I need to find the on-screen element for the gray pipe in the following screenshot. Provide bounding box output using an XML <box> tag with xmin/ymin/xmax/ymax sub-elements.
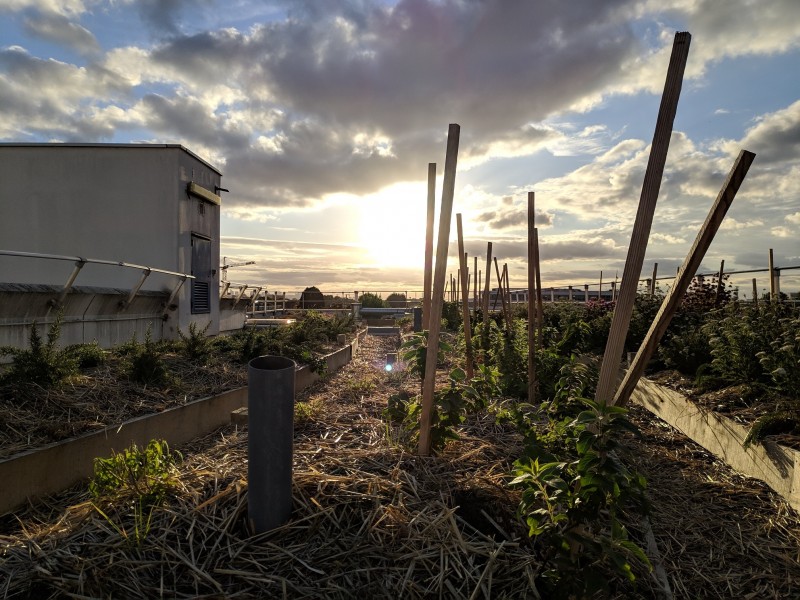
<box><xmin>247</xmin><ymin>355</ymin><xmax>296</xmax><ymax>533</ymax></box>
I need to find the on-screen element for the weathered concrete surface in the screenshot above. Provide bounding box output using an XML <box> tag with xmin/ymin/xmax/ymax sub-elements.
<box><xmin>632</xmin><ymin>378</ymin><xmax>800</xmax><ymax>511</ymax></box>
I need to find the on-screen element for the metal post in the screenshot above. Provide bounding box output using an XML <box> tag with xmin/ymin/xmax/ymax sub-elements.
<box><xmin>248</xmin><ymin>356</ymin><xmax>296</xmax><ymax>533</ymax></box>
<box><xmin>164</xmin><ymin>275</ymin><xmax>188</xmax><ymax>313</ymax></box>
<box><xmin>52</xmin><ymin>258</ymin><xmax>86</xmax><ymax>307</ymax></box>
<box><xmin>120</xmin><ymin>268</ymin><xmax>151</xmax><ymax>310</ymax></box>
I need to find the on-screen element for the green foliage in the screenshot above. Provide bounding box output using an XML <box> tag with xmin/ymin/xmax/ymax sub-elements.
<box><xmin>489</xmin><ymin>319</ymin><xmax>529</xmax><ymax>399</ymax></box>
<box><xmin>440</xmin><ymin>301</ymin><xmax>462</xmax><ymax>331</ymax></box>
<box><xmin>89</xmin><ymin>439</ymin><xmax>182</xmax><ymax>548</ymax></box>
<box><xmin>177</xmin><ymin>321</ymin><xmax>212</xmax><ymax>364</ymax></box>
<box><xmin>64</xmin><ymin>341</ymin><xmax>106</xmax><ymax>369</ymax></box>
<box><xmin>743</xmin><ymin>411</ymin><xmax>799</xmax><ymax>448</ymax></box>
<box><xmin>658</xmin><ymin>326</ymin><xmax>712</xmax><ymax>375</ymax></box>
<box><xmin>756</xmin><ymin>313</ymin><xmax>800</xmax><ymax>397</ymax></box>
<box><xmin>90</xmin><ymin>439</ymin><xmax>182</xmax><ymax>505</ymax></box>
<box><xmin>0</xmin><ymin>312</ymin><xmax>78</xmax><ymax>387</ymax></box>
<box><xmin>359</xmin><ymin>292</ymin><xmax>386</xmax><ymax>308</ymax></box>
<box><xmin>400</xmin><ymin>331</ymin><xmax>451</xmax><ymax>380</ymax></box>
<box><xmin>128</xmin><ymin>328</ymin><xmax>171</xmax><ymax>386</ymax></box>
<box><xmin>511</xmin><ymin>399</ymin><xmax>649</xmax><ymax>598</ymax></box>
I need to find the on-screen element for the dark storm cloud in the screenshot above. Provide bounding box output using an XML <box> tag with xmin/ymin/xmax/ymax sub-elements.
<box><xmin>475</xmin><ymin>208</ymin><xmax>554</xmax><ymax>230</ymax></box>
<box><xmin>23</xmin><ymin>11</ymin><xmax>101</xmax><ymax>56</ymax></box>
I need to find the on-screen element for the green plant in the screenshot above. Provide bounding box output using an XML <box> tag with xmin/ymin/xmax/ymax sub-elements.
<box><xmin>359</xmin><ymin>292</ymin><xmax>386</xmax><ymax>308</ymax></box>
<box><xmin>743</xmin><ymin>411</ymin><xmax>799</xmax><ymax>448</ymax></box>
<box><xmin>177</xmin><ymin>321</ymin><xmax>212</xmax><ymax>363</ymax></box>
<box><xmin>0</xmin><ymin>312</ymin><xmax>78</xmax><ymax>387</ymax></box>
<box><xmin>90</xmin><ymin>439</ymin><xmax>182</xmax><ymax>547</ymax></box>
<box><xmin>400</xmin><ymin>331</ymin><xmax>451</xmax><ymax>380</ymax></box>
<box><xmin>511</xmin><ymin>399</ymin><xmax>649</xmax><ymax>598</ymax></box>
<box><xmin>64</xmin><ymin>341</ymin><xmax>106</xmax><ymax>369</ymax></box>
<box><xmin>129</xmin><ymin>327</ymin><xmax>171</xmax><ymax>386</ymax></box>
<box><xmin>440</xmin><ymin>301</ymin><xmax>462</xmax><ymax>331</ymax></box>
<box><xmin>757</xmin><ymin>314</ymin><xmax>800</xmax><ymax>398</ymax></box>
<box><xmin>90</xmin><ymin>439</ymin><xmax>182</xmax><ymax>504</ymax></box>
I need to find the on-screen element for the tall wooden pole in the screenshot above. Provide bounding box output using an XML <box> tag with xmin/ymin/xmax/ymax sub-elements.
<box><xmin>595</xmin><ymin>31</ymin><xmax>691</xmax><ymax>406</ymax></box>
<box><xmin>769</xmin><ymin>248</ymin><xmax>776</xmax><ymax>302</ymax></box>
<box><xmin>482</xmin><ymin>242</ymin><xmax>493</xmax><ymax>342</ymax></box>
<box><xmin>715</xmin><ymin>259</ymin><xmax>725</xmax><ymax>306</ymax></box>
<box><xmin>614</xmin><ymin>150</ymin><xmax>755</xmax><ymax>407</ymax></box>
<box><xmin>457</xmin><ymin>214</ymin><xmax>475</xmax><ymax>379</ymax></box>
<box><xmin>493</xmin><ymin>257</ymin><xmax>510</xmax><ymax>332</ymax></box>
<box><xmin>599</xmin><ymin>271</ymin><xmax>603</xmax><ymax>301</ymax></box>
<box><xmin>473</xmin><ymin>255</ymin><xmax>478</xmax><ymax>320</ymax></box>
<box><xmin>423</xmin><ymin>163</ymin><xmax>436</xmax><ymax>330</ymax></box>
<box><xmin>534</xmin><ymin>228</ymin><xmax>544</xmax><ymax>351</ymax></box>
<box><xmin>584</xmin><ymin>284</ymin><xmax>589</xmax><ymax>303</ymax></box>
<box><xmin>752</xmin><ymin>277</ymin><xmax>758</xmax><ymax>305</ymax></box>
<box><xmin>419</xmin><ymin>124</ymin><xmax>460</xmax><ymax>456</ymax></box>
<box><xmin>650</xmin><ymin>263</ymin><xmax>658</xmax><ymax>296</ymax></box>
<box><xmin>527</xmin><ymin>192</ymin><xmax>537</xmax><ymax>403</ymax></box>
<box><xmin>503</xmin><ymin>263</ymin><xmax>513</xmax><ymax>331</ymax></box>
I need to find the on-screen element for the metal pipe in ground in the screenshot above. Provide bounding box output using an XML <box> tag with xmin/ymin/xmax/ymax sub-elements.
<box><xmin>247</xmin><ymin>355</ymin><xmax>296</xmax><ymax>533</ymax></box>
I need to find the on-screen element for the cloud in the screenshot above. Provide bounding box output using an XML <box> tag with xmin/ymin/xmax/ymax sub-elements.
<box><xmin>135</xmin><ymin>0</ymin><xmax>213</xmax><ymax>37</ymax></box>
<box><xmin>786</xmin><ymin>211</ymin><xmax>800</xmax><ymax>225</ymax></box>
<box><xmin>23</xmin><ymin>11</ymin><xmax>100</xmax><ymax>56</ymax></box>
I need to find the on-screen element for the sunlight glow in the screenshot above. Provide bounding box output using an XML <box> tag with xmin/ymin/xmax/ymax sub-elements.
<box><xmin>358</xmin><ymin>181</ymin><xmax>428</xmax><ymax>268</ymax></box>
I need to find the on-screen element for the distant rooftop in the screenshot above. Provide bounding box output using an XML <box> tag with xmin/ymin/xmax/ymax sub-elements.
<box><xmin>0</xmin><ymin>142</ymin><xmax>221</xmax><ymax>175</ymax></box>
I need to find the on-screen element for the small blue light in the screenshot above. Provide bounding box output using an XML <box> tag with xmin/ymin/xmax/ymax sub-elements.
<box><xmin>385</xmin><ymin>363</ymin><xmax>393</xmax><ymax>372</ymax></box>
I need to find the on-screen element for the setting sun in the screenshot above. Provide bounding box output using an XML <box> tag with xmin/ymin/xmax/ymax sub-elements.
<box><xmin>358</xmin><ymin>182</ymin><xmax>429</xmax><ymax>268</ymax></box>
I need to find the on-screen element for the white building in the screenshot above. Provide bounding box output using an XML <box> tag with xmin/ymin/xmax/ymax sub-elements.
<box><xmin>0</xmin><ymin>143</ymin><xmax>227</xmax><ymax>349</ymax></box>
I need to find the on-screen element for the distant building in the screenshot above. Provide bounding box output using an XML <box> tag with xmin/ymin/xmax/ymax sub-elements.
<box><xmin>0</xmin><ymin>143</ymin><xmax>233</xmax><ymax>349</ymax></box>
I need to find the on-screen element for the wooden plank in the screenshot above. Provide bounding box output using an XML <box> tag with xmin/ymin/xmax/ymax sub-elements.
<box><xmin>493</xmin><ymin>257</ymin><xmax>511</xmax><ymax>333</ymax></box>
<box><xmin>614</xmin><ymin>150</ymin><xmax>755</xmax><ymax>407</ymax></box>
<box><xmin>419</xmin><ymin>124</ymin><xmax>460</xmax><ymax>456</ymax></box>
<box><xmin>631</xmin><ymin>378</ymin><xmax>800</xmax><ymax>511</ymax></box>
<box><xmin>423</xmin><ymin>163</ymin><xmax>436</xmax><ymax>330</ymax></box>
<box><xmin>527</xmin><ymin>192</ymin><xmax>537</xmax><ymax>403</ymax></box>
<box><xmin>650</xmin><ymin>262</ymin><xmax>658</xmax><ymax>296</ymax></box>
<box><xmin>594</xmin><ymin>31</ymin><xmax>692</xmax><ymax>405</ymax></box>
<box><xmin>473</xmin><ymin>255</ymin><xmax>478</xmax><ymax>320</ymax></box>
<box><xmin>456</xmin><ymin>214</ymin><xmax>475</xmax><ymax>379</ymax></box>
<box><xmin>769</xmin><ymin>248</ymin><xmax>776</xmax><ymax>302</ymax></box>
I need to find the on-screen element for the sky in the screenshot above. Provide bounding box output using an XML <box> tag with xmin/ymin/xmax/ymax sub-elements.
<box><xmin>1</xmin><ymin>0</ymin><xmax>798</xmax><ymax>298</ymax></box>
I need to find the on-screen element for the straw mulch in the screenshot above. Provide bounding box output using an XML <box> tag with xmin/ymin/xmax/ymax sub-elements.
<box><xmin>1</xmin><ymin>334</ymin><xmax>799</xmax><ymax>599</ymax></box>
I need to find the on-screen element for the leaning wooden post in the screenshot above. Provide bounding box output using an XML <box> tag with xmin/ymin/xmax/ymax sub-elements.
<box><xmin>419</xmin><ymin>124</ymin><xmax>460</xmax><ymax>456</ymax></box>
<box><xmin>614</xmin><ymin>149</ymin><xmax>755</xmax><ymax>407</ymax></box>
<box><xmin>503</xmin><ymin>262</ymin><xmax>514</xmax><ymax>330</ymax></box>
<box><xmin>769</xmin><ymin>249</ymin><xmax>776</xmax><ymax>302</ymax></box>
<box><xmin>534</xmin><ymin>228</ymin><xmax>544</xmax><ymax>351</ymax></box>
<box><xmin>595</xmin><ymin>31</ymin><xmax>691</xmax><ymax>406</ymax></box>
<box><xmin>423</xmin><ymin>163</ymin><xmax>436</xmax><ymax>330</ymax></box>
<box><xmin>715</xmin><ymin>259</ymin><xmax>725</xmax><ymax>307</ymax></box>
<box><xmin>493</xmin><ymin>257</ymin><xmax>510</xmax><ymax>332</ymax></box>
<box><xmin>752</xmin><ymin>277</ymin><xmax>758</xmax><ymax>305</ymax></box>
<box><xmin>481</xmin><ymin>242</ymin><xmax>493</xmax><ymax>351</ymax></box>
<box><xmin>650</xmin><ymin>263</ymin><xmax>658</xmax><ymax>296</ymax></box>
<box><xmin>527</xmin><ymin>192</ymin><xmax>537</xmax><ymax>403</ymax></box>
<box><xmin>456</xmin><ymin>214</ymin><xmax>475</xmax><ymax>379</ymax></box>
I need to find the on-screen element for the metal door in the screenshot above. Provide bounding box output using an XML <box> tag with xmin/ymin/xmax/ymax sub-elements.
<box><xmin>191</xmin><ymin>234</ymin><xmax>212</xmax><ymax>314</ymax></box>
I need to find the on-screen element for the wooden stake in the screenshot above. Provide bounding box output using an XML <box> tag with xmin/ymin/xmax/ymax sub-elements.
<box><xmin>534</xmin><ymin>228</ymin><xmax>544</xmax><ymax>350</ymax></box>
<box><xmin>527</xmin><ymin>192</ymin><xmax>537</xmax><ymax>403</ymax></box>
<box><xmin>568</xmin><ymin>285</ymin><xmax>573</xmax><ymax>302</ymax></box>
<box><xmin>715</xmin><ymin>259</ymin><xmax>725</xmax><ymax>307</ymax></box>
<box><xmin>473</xmin><ymin>255</ymin><xmax>478</xmax><ymax>320</ymax></box>
<box><xmin>613</xmin><ymin>149</ymin><xmax>755</xmax><ymax>407</ymax></box>
<box><xmin>482</xmin><ymin>242</ymin><xmax>493</xmax><ymax>339</ymax></box>
<box><xmin>419</xmin><ymin>124</ymin><xmax>460</xmax><ymax>456</ymax></box>
<box><xmin>456</xmin><ymin>214</ymin><xmax>475</xmax><ymax>379</ymax></box>
<box><xmin>503</xmin><ymin>263</ymin><xmax>513</xmax><ymax>331</ymax></box>
<box><xmin>423</xmin><ymin>163</ymin><xmax>436</xmax><ymax>330</ymax></box>
<box><xmin>584</xmin><ymin>284</ymin><xmax>589</xmax><ymax>303</ymax></box>
<box><xmin>769</xmin><ymin>248</ymin><xmax>776</xmax><ymax>302</ymax></box>
<box><xmin>752</xmin><ymin>277</ymin><xmax>758</xmax><ymax>305</ymax></box>
<box><xmin>650</xmin><ymin>263</ymin><xmax>658</xmax><ymax>296</ymax></box>
<box><xmin>595</xmin><ymin>31</ymin><xmax>692</xmax><ymax>406</ymax></box>
<box><xmin>599</xmin><ymin>271</ymin><xmax>603</xmax><ymax>301</ymax></box>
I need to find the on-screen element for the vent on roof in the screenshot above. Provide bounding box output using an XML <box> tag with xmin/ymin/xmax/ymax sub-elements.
<box><xmin>191</xmin><ymin>281</ymin><xmax>211</xmax><ymax>314</ymax></box>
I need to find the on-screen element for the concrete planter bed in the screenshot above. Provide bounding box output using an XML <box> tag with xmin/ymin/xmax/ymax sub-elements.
<box><xmin>0</xmin><ymin>328</ymin><xmax>367</xmax><ymax>515</ymax></box>
<box><xmin>632</xmin><ymin>377</ymin><xmax>800</xmax><ymax>511</ymax></box>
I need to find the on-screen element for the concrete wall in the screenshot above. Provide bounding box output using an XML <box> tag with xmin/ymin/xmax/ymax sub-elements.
<box><xmin>0</xmin><ymin>284</ymin><xmax>167</xmax><ymax>352</ymax></box>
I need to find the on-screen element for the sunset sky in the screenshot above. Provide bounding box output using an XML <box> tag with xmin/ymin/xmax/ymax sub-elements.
<box><xmin>1</xmin><ymin>0</ymin><xmax>798</xmax><ymax>297</ymax></box>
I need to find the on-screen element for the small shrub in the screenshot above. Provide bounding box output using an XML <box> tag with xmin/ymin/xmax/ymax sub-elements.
<box><xmin>0</xmin><ymin>312</ymin><xmax>78</xmax><ymax>387</ymax></box>
<box><xmin>129</xmin><ymin>328</ymin><xmax>171</xmax><ymax>386</ymax></box>
<box><xmin>64</xmin><ymin>341</ymin><xmax>106</xmax><ymax>369</ymax></box>
<box><xmin>177</xmin><ymin>321</ymin><xmax>212</xmax><ymax>363</ymax></box>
